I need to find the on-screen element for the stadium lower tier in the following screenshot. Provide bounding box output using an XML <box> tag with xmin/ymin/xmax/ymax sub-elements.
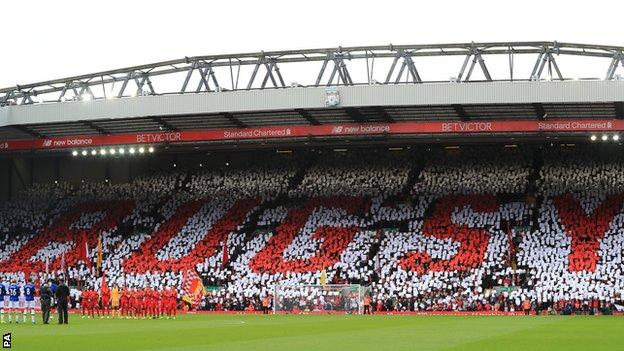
<box><xmin>1</xmin><ymin>147</ymin><xmax>623</xmax><ymax>313</ymax></box>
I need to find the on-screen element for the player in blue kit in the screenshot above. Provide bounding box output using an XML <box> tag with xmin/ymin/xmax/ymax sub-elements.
<box><xmin>7</xmin><ymin>279</ymin><xmax>20</xmax><ymax>323</ymax></box>
<box><xmin>23</xmin><ymin>279</ymin><xmax>36</xmax><ymax>324</ymax></box>
<box><xmin>0</xmin><ymin>281</ymin><xmax>6</xmax><ymax>323</ymax></box>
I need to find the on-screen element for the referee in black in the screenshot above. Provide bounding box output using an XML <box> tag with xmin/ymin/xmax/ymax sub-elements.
<box><xmin>40</xmin><ymin>280</ymin><xmax>53</xmax><ymax>324</ymax></box>
<box><xmin>55</xmin><ymin>280</ymin><xmax>70</xmax><ymax>324</ymax></box>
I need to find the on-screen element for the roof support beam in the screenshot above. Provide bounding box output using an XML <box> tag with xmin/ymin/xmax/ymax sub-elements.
<box><xmin>58</xmin><ymin>82</ymin><xmax>94</xmax><ymax>101</ymax></box>
<box><xmin>530</xmin><ymin>45</ymin><xmax>564</xmax><ymax>81</ymax></box>
<box><xmin>134</xmin><ymin>74</ymin><xmax>155</xmax><ymax>95</ymax></box>
<box><xmin>116</xmin><ymin>72</ymin><xmax>132</xmax><ymax>98</ymax></box>
<box><xmin>3</xmin><ymin>42</ymin><xmax>624</xmax><ymax>106</ymax></box>
<box><xmin>457</xmin><ymin>45</ymin><xmax>492</xmax><ymax>82</ymax></box>
<box><xmin>247</xmin><ymin>56</ymin><xmax>286</xmax><ymax>90</ymax></box>
<box><xmin>316</xmin><ymin>51</ymin><xmax>354</xmax><ymax>86</ymax></box>
<box><xmin>182</xmin><ymin>61</ymin><xmax>221</xmax><ymax>93</ymax></box>
<box><xmin>385</xmin><ymin>51</ymin><xmax>422</xmax><ymax>84</ymax></box>
<box><xmin>605</xmin><ymin>52</ymin><xmax>624</xmax><ymax>80</ymax></box>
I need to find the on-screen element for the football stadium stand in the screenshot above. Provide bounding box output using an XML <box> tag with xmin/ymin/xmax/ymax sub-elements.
<box><xmin>0</xmin><ymin>146</ymin><xmax>623</xmax><ymax>314</ymax></box>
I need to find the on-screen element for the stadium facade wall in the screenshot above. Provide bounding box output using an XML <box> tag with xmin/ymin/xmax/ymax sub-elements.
<box><xmin>1</xmin><ymin>80</ymin><xmax>623</xmax><ymax>127</ymax></box>
<box><xmin>0</xmin><ymin>156</ymin><xmax>153</xmax><ymax>202</ymax></box>
<box><xmin>0</xmin><ymin>159</ymin><xmax>8</xmax><ymax>201</ymax></box>
<box><xmin>0</xmin><ymin>158</ymin><xmax>32</xmax><ymax>202</ymax></box>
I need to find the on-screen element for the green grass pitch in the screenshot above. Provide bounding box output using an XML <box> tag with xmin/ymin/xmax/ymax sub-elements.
<box><xmin>3</xmin><ymin>313</ymin><xmax>623</xmax><ymax>350</ymax></box>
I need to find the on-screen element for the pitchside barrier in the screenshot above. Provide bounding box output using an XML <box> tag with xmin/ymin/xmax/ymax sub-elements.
<box><xmin>273</xmin><ymin>284</ymin><xmax>371</xmax><ymax>315</ymax></box>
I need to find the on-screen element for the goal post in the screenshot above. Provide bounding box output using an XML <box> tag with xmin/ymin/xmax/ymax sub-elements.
<box><xmin>273</xmin><ymin>284</ymin><xmax>370</xmax><ymax>314</ymax></box>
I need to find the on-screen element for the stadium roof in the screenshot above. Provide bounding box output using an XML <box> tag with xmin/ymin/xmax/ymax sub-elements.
<box><xmin>0</xmin><ymin>41</ymin><xmax>623</xmax><ymax>152</ymax></box>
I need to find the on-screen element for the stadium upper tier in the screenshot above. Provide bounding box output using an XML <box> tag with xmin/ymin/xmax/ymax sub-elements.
<box><xmin>1</xmin><ymin>41</ymin><xmax>623</xmax><ymax>149</ymax></box>
<box><xmin>1</xmin><ymin>146</ymin><xmax>623</xmax><ymax>312</ymax></box>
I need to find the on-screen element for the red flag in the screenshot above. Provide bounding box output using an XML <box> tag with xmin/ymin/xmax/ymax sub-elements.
<box><xmin>182</xmin><ymin>269</ymin><xmax>205</xmax><ymax>308</ymax></box>
<box><xmin>221</xmin><ymin>242</ymin><xmax>229</xmax><ymax>269</ymax></box>
<box><xmin>79</xmin><ymin>230</ymin><xmax>91</xmax><ymax>268</ymax></box>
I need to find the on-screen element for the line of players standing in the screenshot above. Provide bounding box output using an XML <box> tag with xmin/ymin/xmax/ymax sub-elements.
<box><xmin>81</xmin><ymin>285</ymin><xmax>179</xmax><ymax>319</ymax></box>
<box><xmin>0</xmin><ymin>278</ymin><xmax>180</xmax><ymax>324</ymax></box>
<box><xmin>0</xmin><ymin>279</ymin><xmax>37</xmax><ymax>324</ymax></box>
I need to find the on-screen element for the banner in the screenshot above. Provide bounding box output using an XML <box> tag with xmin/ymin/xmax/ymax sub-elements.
<box><xmin>493</xmin><ymin>286</ymin><xmax>519</xmax><ymax>293</ymax></box>
<box><xmin>0</xmin><ymin>119</ymin><xmax>620</xmax><ymax>152</ymax></box>
<box><xmin>221</xmin><ymin>242</ymin><xmax>229</xmax><ymax>269</ymax></box>
<box><xmin>182</xmin><ymin>269</ymin><xmax>206</xmax><ymax>308</ymax></box>
<box><xmin>96</xmin><ymin>235</ymin><xmax>103</xmax><ymax>272</ymax></box>
<box><xmin>78</xmin><ymin>230</ymin><xmax>91</xmax><ymax>269</ymax></box>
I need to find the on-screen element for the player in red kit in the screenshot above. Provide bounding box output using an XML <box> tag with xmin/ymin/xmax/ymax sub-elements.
<box><xmin>144</xmin><ymin>287</ymin><xmax>153</xmax><ymax>319</ymax></box>
<box><xmin>86</xmin><ymin>288</ymin><xmax>96</xmax><ymax>318</ymax></box>
<box><xmin>162</xmin><ymin>287</ymin><xmax>171</xmax><ymax>319</ymax></box>
<box><xmin>136</xmin><ymin>289</ymin><xmax>145</xmax><ymax>319</ymax></box>
<box><xmin>152</xmin><ymin>287</ymin><xmax>159</xmax><ymax>319</ymax></box>
<box><xmin>78</xmin><ymin>286</ymin><xmax>183</xmax><ymax>322</ymax></box>
<box><xmin>95</xmin><ymin>288</ymin><xmax>102</xmax><ymax>318</ymax></box>
<box><xmin>158</xmin><ymin>287</ymin><xmax>167</xmax><ymax>318</ymax></box>
<box><xmin>81</xmin><ymin>289</ymin><xmax>88</xmax><ymax>318</ymax></box>
<box><xmin>120</xmin><ymin>288</ymin><xmax>129</xmax><ymax>318</ymax></box>
<box><xmin>100</xmin><ymin>287</ymin><xmax>111</xmax><ymax>318</ymax></box>
<box><xmin>83</xmin><ymin>288</ymin><xmax>91</xmax><ymax>318</ymax></box>
<box><xmin>167</xmin><ymin>286</ymin><xmax>178</xmax><ymax>319</ymax></box>
<box><xmin>133</xmin><ymin>288</ymin><xmax>141</xmax><ymax>319</ymax></box>
<box><xmin>153</xmin><ymin>287</ymin><xmax>160</xmax><ymax>319</ymax></box>
<box><xmin>128</xmin><ymin>288</ymin><xmax>137</xmax><ymax>319</ymax></box>
<box><xmin>91</xmin><ymin>289</ymin><xmax>99</xmax><ymax>318</ymax></box>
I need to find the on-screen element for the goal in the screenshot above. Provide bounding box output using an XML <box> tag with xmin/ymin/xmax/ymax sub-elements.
<box><xmin>273</xmin><ymin>284</ymin><xmax>370</xmax><ymax>314</ymax></box>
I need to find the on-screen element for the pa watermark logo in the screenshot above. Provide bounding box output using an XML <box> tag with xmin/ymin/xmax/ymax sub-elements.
<box><xmin>2</xmin><ymin>333</ymin><xmax>11</xmax><ymax>349</ymax></box>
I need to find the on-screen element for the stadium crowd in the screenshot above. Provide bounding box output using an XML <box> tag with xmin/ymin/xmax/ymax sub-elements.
<box><xmin>0</xmin><ymin>147</ymin><xmax>623</xmax><ymax>315</ymax></box>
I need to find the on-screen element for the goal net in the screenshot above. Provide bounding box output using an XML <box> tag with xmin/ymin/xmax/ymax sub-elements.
<box><xmin>273</xmin><ymin>284</ymin><xmax>370</xmax><ymax>314</ymax></box>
